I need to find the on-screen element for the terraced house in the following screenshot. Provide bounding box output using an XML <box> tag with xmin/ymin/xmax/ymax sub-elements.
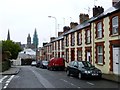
<box><xmin>41</xmin><ymin>1</ymin><xmax>120</xmax><ymax>75</ymax></box>
<box><xmin>90</xmin><ymin>2</ymin><xmax>120</xmax><ymax>75</ymax></box>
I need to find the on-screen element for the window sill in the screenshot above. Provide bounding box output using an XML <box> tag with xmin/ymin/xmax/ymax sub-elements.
<box><xmin>110</xmin><ymin>34</ymin><xmax>119</xmax><ymax>37</ymax></box>
<box><xmin>96</xmin><ymin>37</ymin><xmax>103</xmax><ymax>40</ymax></box>
<box><xmin>96</xmin><ymin>63</ymin><xmax>104</xmax><ymax>66</ymax></box>
<box><xmin>77</xmin><ymin>44</ymin><xmax>82</xmax><ymax>46</ymax></box>
<box><xmin>71</xmin><ymin>44</ymin><xmax>75</xmax><ymax>46</ymax></box>
<box><xmin>86</xmin><ymin>42</ymin><xmax>91</xmax><ymax>45</ymax></box>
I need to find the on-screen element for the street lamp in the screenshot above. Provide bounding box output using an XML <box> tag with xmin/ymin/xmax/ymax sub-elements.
<box><xmin>48</xmin><ymin>16</ymin><xmax>57</xmax><ymax>37</ymax></box>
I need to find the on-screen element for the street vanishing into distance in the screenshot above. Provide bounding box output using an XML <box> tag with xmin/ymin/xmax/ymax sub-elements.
<box><xmin>0</xmin><ymin>66</ymin><xmax>120</xmax><ymax>89</ymax></box>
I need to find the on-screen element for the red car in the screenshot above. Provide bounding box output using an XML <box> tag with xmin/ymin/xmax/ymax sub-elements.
<box><xmin>48</xmin><ymin>58</ymin><xmax>65</xmax><ymax>71</ymax></box>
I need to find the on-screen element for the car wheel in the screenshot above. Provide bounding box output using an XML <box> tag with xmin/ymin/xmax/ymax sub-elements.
<box><xmin>67</xmin><ymin>70</ymin><xmax>70</xmax><ymax>76</ymax></box>
<box><xmin>78</xmin><ymin>73</ymin><xmax>82</xmax><ymax>79</ymax></box>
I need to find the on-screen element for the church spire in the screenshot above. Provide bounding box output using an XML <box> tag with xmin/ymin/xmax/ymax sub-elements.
<box><xmin>27</xmin><ymin>33</ymin><xmax>31</xmax><ymax>47</ymax></box>
<box><xmin>33</xmin><ymin>28</ymin><xmax>38</xmax><ymax>48</ymax></box>
<box><xmin>7</xmin><ymin>29</ymin><xmax>10</xmax><ymax>40</ymax></box>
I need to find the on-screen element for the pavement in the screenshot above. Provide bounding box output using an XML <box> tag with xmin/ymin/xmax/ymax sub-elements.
<box><xmin>0</xmin><ymin>65</ymin><xmax>21</xmax><ymax>75</ymax></box>
<box><xmin>102</xmin><ymin>73</ymin><xmax>120</xmax><ymax>83</ymax></box>
<box><xmin>0</xmin><ymin>66</ymin><xmax>120</xmax><ymax>83</ymax></box>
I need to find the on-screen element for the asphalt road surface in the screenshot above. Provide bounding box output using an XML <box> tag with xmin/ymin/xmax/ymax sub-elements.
<box><xmin>1</xmin><ymin>66</ymin><xmax>120</xmax><ymax>89</ymax></box>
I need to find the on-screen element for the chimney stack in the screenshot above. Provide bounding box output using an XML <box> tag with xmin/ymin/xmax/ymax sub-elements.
<box><xmin>112</xmin><ymin>0</ymin><xmax>120</xmax><ymax>6</ymax></box>
<box><xmin>79</xmin><ymin>13</ymin><xmax>89</xmax><ymax>24</ymax></box>
<box><xmin>93</xmin><ymin>6</ymin><xmax>104</xmax><ymax>17</ymax></box>
<box><xmin>63</xmin><ymin>26</ymin><xmax>70</xmax><ymax>33</ymax></box>
<box><xmin>50</xmin><ymin>37</ymin><xmax>56</xmax><ymax>42</ymax></box>
<box><xmin>70</xmin><ymin>22</ymin><xmax>78</xmax><ymax>29</ymax></box>
<box><xmin>58</xmin><ymin>32</ymin><xmax>63</xmax><ymax>36</ymax></box>
<box><xmin>43</xmin><ymin>42</ymin><xmax>48</xmax><ymax>46</ymax></box>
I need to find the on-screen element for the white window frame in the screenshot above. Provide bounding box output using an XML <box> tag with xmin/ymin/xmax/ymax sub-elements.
<box><xmin>97</xmin><ymin>22</ymin><xmax>102</xmax><ymax>38</ymax></box>
<box><xmin>66</xmin><ymin>50</ymin><xmax>69</xmax><ymax>61</ymax></box>
<box><xmin>78</xmin><ymin>32</ymin><xmax>82</xmax><ymax>45</ymax></box>
<box><xmin>77</xmin><ymin>50</ymin><xmax>82</xmax><ymax>61</ymax></box>
<box><xmin>112</xmin><ymin>16</ymin><xmax>118</xmax><ymax>35</ymax></box>
<box><xmin>86</xmin><ymin>30</ymin><xmax>90</xmax><ymax>43</ymax></box>
<box><xmin>97</xmin><ymin>46</ymin><xmax>103</xmax><ymax>64</ymax></box>
<box><xmin>66</xmin><ymin>35</ymin><xmax>69</xmax><ymax>47</ymax></box>
<box><xmin>71</xmin><ymin>33</ymin><xmax>75</xmax><ymax>46</ymax></box>
<box><xmin>61</xmin><ymin>40</ymin><xmax>64</xmax><ymax>50</ymax></box>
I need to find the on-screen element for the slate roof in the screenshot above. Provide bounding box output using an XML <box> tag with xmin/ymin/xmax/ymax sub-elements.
<box><xmin>44</xmin><ymin>42</ymin><xmax>51</xmax><ymax>47</ymax></box>
<box><xmin>64</xmin><ymin>2</ymin><xmax>120</xmax><ymax>35</ymax></box>
<box><xmin>44</xmin><ymin>1</ymin><xmax>120</xmax><ymax>45</ymax></box>
<box><xmin>90</xmin><ymin>1</ymin><xmax>120</xmax><ymax>22</ymax></box>
<box><xmin>64</xmin><ymin>17</ymin><xmax>94</xmax><ymax>35</ymax></box>
<box><xmin>51</xmin><ymin>33</ymin><xmax>64</xmax><ymax>42</ymax></box>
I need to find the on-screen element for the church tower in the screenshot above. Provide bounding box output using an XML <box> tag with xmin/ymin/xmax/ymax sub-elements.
<box><xmin>33</xmin><ymin>28</ymin><xmax>38</xmax><ymax>48</ymax></box>
<box><xmin>27</xmin><ymin>33</ymin><xmax>31</xmax><ymax>48</ymax></box>
<box><xmin>7</xmin><ymin>29</ymin><xmax>10</xmax><ymax>40</ymax></box>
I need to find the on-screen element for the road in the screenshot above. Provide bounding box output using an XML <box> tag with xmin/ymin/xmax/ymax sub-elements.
<box><xmin>0</xmin><ymin>66</ymin><xmax>120</xmax><ymax>89</ymax></box>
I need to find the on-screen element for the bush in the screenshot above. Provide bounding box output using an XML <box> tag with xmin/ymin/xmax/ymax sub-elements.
<box><xmin>0</xmin><ymin>60</ymin><xmax>11</xmax><ymax>72</ymax></box>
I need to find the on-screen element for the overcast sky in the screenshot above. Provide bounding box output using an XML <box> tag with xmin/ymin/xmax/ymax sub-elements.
<box><xmin>0</xmin><ymin>0</ymin><xmax>112</xmax><ymax>47</ymax></box>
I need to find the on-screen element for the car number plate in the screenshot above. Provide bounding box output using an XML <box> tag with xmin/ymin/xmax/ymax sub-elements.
<box><xmin>92</xmin><ymin>74</ymin><xmax>98</xmax><ymax>76</ymax></box>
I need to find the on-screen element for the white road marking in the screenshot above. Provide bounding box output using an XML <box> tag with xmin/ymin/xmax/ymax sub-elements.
<box><xmin>0</xmin><ymin>76</ymin><xmax>8</xmax><ymax>83</ymax></box>
<box><xmin>70</xmin><ymin>76</ymin><xmax>73</xmax><ymax>78</ymax></box>
<box><xmin>60</xmin><ymin>79</ymin><xmax>68</xmax><ymax>83</ymax></box>
<box><xmin>30</xmin><ymin>68</ymin><xmax>55</xmax><ymax>88</ymax></box>
<box><xmin>87</xmin><ymin>82</ymin><xmax>94</xmax><ymax>85</ymax></box>
<box><xmin>3</xmin><ymin>75</ymin><xmax>15</xmax><ymax>89</ymax></box>
<box><xmin>60</xmin><ymin>79</ymin><xmax>81</xmax><ymax>88</ymax></box>
<box><xmin>70</xmin><ymin>83</ymin><xmax>74</xmax><ymax>86</ymax></box>
<box><xmin>3</xmin><ymin>86</ymin><xmax>7</xmax><ymax>89</ymax></box>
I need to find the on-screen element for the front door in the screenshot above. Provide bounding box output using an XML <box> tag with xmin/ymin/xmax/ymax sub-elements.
<box><xmin>71</xmin><ymin>49</ymin><xmax>75</xmax><ymax>61</ymax></box>
<box><xmin>113</xmin><ymin>47</ymin><xmax>120</xmax><ymax>75</ymax></box>
<box><xmin>87</xmin><ymin>52</ymin><xmax>91</xmax><ymax>62</ymax></box>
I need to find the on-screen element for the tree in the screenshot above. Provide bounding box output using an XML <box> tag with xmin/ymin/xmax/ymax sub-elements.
<box><xmin>2</xmin><ymin>40</ymin><xmax>22</xmax><ymax>60</ymax></box>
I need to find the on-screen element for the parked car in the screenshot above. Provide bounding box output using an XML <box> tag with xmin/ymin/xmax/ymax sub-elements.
<box><xmin>40</xmin><ymin>60</ymin><xmax>48</xmax><ymax>69</ymax></box>
<box><xmin>48</xmin><ymin>58</ymin><xmax>65</xmax><ymax>71</ymax></box>
<box><xmin>31</xmin><ymin>61</ymin><xmax>37</xmax><ymax>66</ymax></box>
<box><xmin>66</xmin><ymin>61</ymin><xmax>102</xmax><ymax>79</ymax></box>
<box><xmin>36</xmin><ymin>60</ymin><xmax>41</xmax><ymax>67</ymax></box>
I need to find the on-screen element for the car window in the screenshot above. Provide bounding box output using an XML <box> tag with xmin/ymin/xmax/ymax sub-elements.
<box><xmin>69</xmin><ymin>61</ymin><xmax>74</xmax><ymax>66</ymax></box>
<box><xmin>42</xmin><ymin>61</ymin><xmax>48</xmax><ymax>64</ymax></box>
<box><xmin>73</xmin><ymin>61</ymin><xmax>78</xmax><ymax>66</ymax></box>
<box><xmin>82</xmin><ymin>61</ymin><xmax>93</xmax><ymax>67</ymax></box>
<box><xmin>32</xmin><ymin>61</ymin><xmax>36</xmax><ymax>64</ymax></box>
<box><xmin>78</xmin><ymin>62</ymin><xmax>84</xmax><ymax>68</ymax></box>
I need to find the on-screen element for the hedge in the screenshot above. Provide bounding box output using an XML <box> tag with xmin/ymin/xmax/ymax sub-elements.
<box><xmin>0</xmin><ymin>60</ymin><xmax>11</xmax><ymax>72</ymax></box>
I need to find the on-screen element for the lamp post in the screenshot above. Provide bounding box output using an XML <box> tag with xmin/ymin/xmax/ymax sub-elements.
<box><xmin>48</xmin><ymin>16</ymin><xmax>57</xmax><ymax>37</ymax></box>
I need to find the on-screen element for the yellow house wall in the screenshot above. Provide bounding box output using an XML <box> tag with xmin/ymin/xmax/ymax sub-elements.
<box><xmin>94</xmin><ymin>17</ymin><xmax>110</xmax><ymax>74</ymax></box>
<box><xmin>69</xmin><ymin>34</ymin><xmax>71</xmax><ymax>62</ymax></box>
<box><xmin>82</xmin><ymin>29</ymin><xmax>86</xmax><ymax>61</ymax></box>
<box><xmin>75</xmin><ymin>32</ymin><xmax>77</xmax><ymax>61</ymax></box>
<box><xmin>93</xmin><ymin>16</ymin><xmax>120</xmax><ymax>74</ymax></box>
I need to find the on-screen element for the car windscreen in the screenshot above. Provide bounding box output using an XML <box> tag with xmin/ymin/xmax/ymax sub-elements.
<box><xmin>78</xmin><ymin>62</ymin><xmax>84</xmax><ymax>68</ymax></box>
<box><xmin>82</xmin><ymin>61</ymin><xmax>93</xmax><ymax>68</ymax></box>
<box><xmin>42</xmin><ymin>61</ymin><xmax>48</xmax><ymax>64</ymax></box>
<box><xmin>32</xmin><ymin>61</ymin><xmax>36</xmax><ymax>64</ymax></box>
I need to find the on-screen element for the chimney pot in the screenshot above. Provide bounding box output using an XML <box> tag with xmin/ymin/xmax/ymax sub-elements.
<box><xmin>58</xmin><ymin>32</ymin><xmax>63</xmax><ymax>36</ymax></box>
<box><xmin>79</xmin><ymin>13</ymin><xmax>89</xmax><ymax>24</ymax></box>
<box><xmin>63</xmin><ymin>26</ymin><xmax>70</xmax><ymax>33</ymax></box>
<box><xmin>93</xmin><ymin>6</ymin><xmax>104</xmax><ymax>17</ymax></box>
<box><xmin>70</xmin><ymin>22</ymin><xmax>78</xmax><ymax>29</ymax></box>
